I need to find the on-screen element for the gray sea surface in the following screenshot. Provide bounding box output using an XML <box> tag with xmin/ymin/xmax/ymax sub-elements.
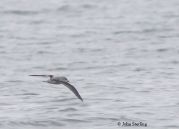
<box><xmin>0</xmin><ymin>0</ymin><xmax>179</xmax><ymax>129</ymax></box>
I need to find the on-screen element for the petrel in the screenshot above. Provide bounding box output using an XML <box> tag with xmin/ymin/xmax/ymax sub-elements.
<box><xmin>29</xmin><ymin>75</ymin><xmax>83</xmax><ymax>102</ymax></box>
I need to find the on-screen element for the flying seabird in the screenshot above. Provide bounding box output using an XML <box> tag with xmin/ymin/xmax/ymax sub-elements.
<box><xmin>29</xmin><ymin>74</ymin><xmax>83</xmax><ymax>102</ymax></box>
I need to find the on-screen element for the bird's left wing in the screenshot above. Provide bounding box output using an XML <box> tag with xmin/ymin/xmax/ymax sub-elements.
<box><xmin>60</xmin><ymin>81</ymin><xmax>83</xmax><ymax>102</ymax></box>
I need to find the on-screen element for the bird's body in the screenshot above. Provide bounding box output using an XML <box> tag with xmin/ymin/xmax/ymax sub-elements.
<box><xmin>43</xmin><ymin>76</ymin><xmax>69</xmax><ymax>84</ymax></box>
<box><xmin>29</xmin><ymin>75</ymin><xmax>83</xmax><ymax>102</ymax></box>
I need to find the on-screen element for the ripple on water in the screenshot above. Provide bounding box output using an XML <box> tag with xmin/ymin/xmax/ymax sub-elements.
<box><xmin>62</xmin><ymin>118</ymin><xmax>89</xmax><ymax>123</ymax></box>
<box><xmin>1</xmin><ymin>10</ymin><xmax>40</xmax><ymax>15</ymax></box>
<box><xmin>156</xmin><ymin>48</ymin><xmax>169</xmax><ymax>52</ymax></box>
<box><xmin>59</xmin><ymin>107</ymin><xmax>77</xmax><ymax>112</ymax></box>
<box><xmin>15</xmin><ymin>93</ymin><xmax>39</xmax><ymax>96</ymax></box>
<box><xmin>9</xmin><ymin>120</ymin><xmax>65</xmax><ymax>127</ymax></box>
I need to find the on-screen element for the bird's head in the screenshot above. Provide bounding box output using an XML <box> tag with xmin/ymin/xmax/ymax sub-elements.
<box><xmin>49</xmin><ymin>75</ymin><xmax>53</xmax><ymax>79</ymax></box>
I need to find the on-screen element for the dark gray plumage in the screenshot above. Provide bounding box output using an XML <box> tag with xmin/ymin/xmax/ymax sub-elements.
<box><xmin>29</xmin><ymin>75</ymin><xmax>83</xmax><ymax>102</ymax></box>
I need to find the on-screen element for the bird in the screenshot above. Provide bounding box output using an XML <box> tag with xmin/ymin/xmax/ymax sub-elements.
<box><xmin>29</xmin><ymin>74</ymin><xmax>83</xmax><ymax>102</ymax></box>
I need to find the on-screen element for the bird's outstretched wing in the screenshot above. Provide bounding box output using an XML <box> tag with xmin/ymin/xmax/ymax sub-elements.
<box><xmin>29</xmin><ymin>75</ymin><xmax>53</xmax><ymax>77</ymax></box>
<box><xmin>61</xmin><ymin>81</ymin><xmax>83</xmax><ymax>102</ymax></box>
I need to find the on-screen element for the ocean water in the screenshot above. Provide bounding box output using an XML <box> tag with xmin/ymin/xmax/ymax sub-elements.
<box><xmin>0</xmin><ymin>0</ymin><xmax>179</xmax><ymax>129</ymax></box>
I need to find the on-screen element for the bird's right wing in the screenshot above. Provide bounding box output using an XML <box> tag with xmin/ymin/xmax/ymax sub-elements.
<box><xmin>60</xmin><ymin>81</ymin><xmax>83</xmax><ymax>102</ymax></box>
<box><xmin>29</xmin><ymin>75</ymin><xmax>53</xmax><ymax>77</ymax></box>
